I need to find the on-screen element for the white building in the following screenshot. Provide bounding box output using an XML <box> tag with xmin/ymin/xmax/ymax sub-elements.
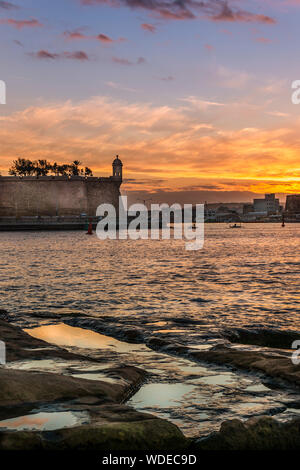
<box><xmin>253</xmin><ymin>194</ymin><xmax>280</xmax><ymax>215</ymax></box>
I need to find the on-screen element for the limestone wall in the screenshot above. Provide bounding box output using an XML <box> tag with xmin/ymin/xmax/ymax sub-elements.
<box><xmin>0</xmin><ymin>176</ymin><xmax>121</xmax><ymax>217</ymax></box>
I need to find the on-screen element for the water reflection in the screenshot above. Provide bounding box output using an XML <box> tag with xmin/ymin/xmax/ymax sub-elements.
<box><xmin>0</xmin><ymin>224</ymin><xmax>300</xmax><ymax>334</ymax></box>
<box><xmin>25</xmin><ymin>323</ymin><xmax>146</xmax><ymax>353</ymax></box>
<box><xmin>0</xmin><ymin>411</ymin><xmax>89</xmax><ymax>432</ymax></box>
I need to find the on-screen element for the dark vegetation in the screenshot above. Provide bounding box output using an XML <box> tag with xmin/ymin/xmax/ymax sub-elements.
<box><xmin>9</xmin><ymin>158</ymin><xmax>93</xmax><ymax>177</ymax></box>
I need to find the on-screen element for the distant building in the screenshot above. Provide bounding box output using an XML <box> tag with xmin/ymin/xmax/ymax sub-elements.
<box><xmin>253</xmin><ymin>193</ymin><xmax>280</xmax><ymax>215</ymax></box>
<box><xmin>286</xmin><ymin>195</ymin><xmax>300</xmax><ymax>214</ymax></box>
<box><xmin>243</xmin><ymin>203</ymin><xmax>254</xmax><ymax>215</ymax></box>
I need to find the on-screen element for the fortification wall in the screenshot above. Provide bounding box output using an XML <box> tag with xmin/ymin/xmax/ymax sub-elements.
<box><xmin>0</xmin><ymin>176</ymin><xmax>121</xmax><ymax>217</ymax></box>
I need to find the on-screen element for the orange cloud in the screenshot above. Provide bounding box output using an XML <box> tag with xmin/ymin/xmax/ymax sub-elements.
<box><xmin>1</xmin><ymin>96</ymin><xmax>300</xmax><ymax>196</ymax></box>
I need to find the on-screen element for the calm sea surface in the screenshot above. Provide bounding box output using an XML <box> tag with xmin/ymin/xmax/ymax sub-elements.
<box><xmin>1</xmin><ymin>223</ymin><xmax>300</xmax><ymax>334</ymax></box>
<box><xmin>2</xmin><ymin>223</ymin><xmax>300</xmax><ymax>436</ymax></box>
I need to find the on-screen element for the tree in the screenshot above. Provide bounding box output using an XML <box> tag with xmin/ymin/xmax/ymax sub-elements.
<box><xmin>8</xmin><ymin>158</ymin><xmax>94</xmax><ymax>177</ymax></box>
<box><xmin>52</xmin><ymin>162</ymin><xmax>58</xmax><ymax>176</ymax></box>
<box><xmin>56</xmin><ymin>164</ymin><xmax>69</xmax><ymax>176</ymax></box>
<box><xmin>9</xmin><ymin>158</ymin><xmax>35</xmax><ymax>176</ymax></box>
<box><xmin>33</xmin><ymin>160</ymin><xmax>51</xmax><ymax>176</ymax></box>
<box><xmin>84</xmin><ymin>167</ymin><xmax>93</xmax><ymax>177</ymax></box>
<box><xmin>68</xmin><ymin>160</ymin><xmax>82</xmax><ymax>176</ymax></box>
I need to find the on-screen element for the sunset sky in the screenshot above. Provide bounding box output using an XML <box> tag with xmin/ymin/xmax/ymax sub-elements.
<box><xmin>1</xmin><ymin>0</ymin><xmax>300</xmax><ymax>203</ymax></box>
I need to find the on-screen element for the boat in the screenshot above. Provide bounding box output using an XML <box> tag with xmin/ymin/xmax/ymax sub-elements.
<box><xmin>229</xmin><ymin>223</ymin><xmax>242</xmax><ymax>228</ymax></box>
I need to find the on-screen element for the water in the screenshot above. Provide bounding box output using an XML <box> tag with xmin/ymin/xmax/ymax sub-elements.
<box><xmin>0</xmin><ymin>224</ymin><xmax>300</xmax><ymax>333</ymax></box>
<box><xmin>24</xmin><ymin>323</ymin><xmax>146</xmax><ymax>353</ymax></box>
<box><xmin>10</xmin><ymin>322</ymin><xmax>298</xmax><ymax>438</ymax></box>
<box><xmin>0</xmin><ymin>411</ymin><xmax>90</xmax><ymax>432</ymax></box>
<box><xmin>1</xmin><ymin>224</ymin><xmax>300</xmax><ymax>437</ymax></box>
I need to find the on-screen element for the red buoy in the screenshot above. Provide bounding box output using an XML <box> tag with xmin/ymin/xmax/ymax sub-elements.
<box><xmin>87</xmin><ymin>222</ymin><xmax>93</xmax><ymax>235</ymax></box>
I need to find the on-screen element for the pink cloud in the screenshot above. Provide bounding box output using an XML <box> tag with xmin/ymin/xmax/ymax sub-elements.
<box><xmin>63</xmin><ymin>29</ymin><xmax>87</xmax><ymax>40</ymax></box>
<box><xmin>79</xmin><ymin>0</ymin><xmax>276</xmax><ymax>24</ymax></box>
<box><xmin>96</xmin><ymin>33</ymin><xmax>114</xmax><ymax>43</ymax></box>
<box><xmin>30</xmin><ymin>50</ymin><xmax>90</xmax><ymax>61</ymax></box>
<box><xmin>64</xmin><ymin>29</ymin><xmax>126</xmax><ymax>44</ymax></box>
<box><xmin>0</xmin><ymin>18</ymin><xmax>43</xmax><ymax>29</ymax></box>
<box><xmin>112</xmin><ymin>56</ymin><xmax>146</xmax><ymax>65</ymax></box>
<box><xmin>0</xmin><ymin>1</ymin><xmax>19</xmax><ymax>9</ymax></box>
<box><xmin>255</xmin><ymin>36</ymin><xmax>272</xmax><ymax>44</ymax></box>
<box><xmin>141</xmin><ymin>23</ymin><xmax>156</xmax><ymax>33</ymax></box>
<box><xmin>204</xmin><ymin>43</ymin><xmax>214</xmax><ymax>51</ymax></box>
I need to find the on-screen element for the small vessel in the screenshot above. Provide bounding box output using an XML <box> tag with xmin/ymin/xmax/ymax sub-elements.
<box><xmin>229</xmin><ymin>223</ymin><xmax>242</xmax><ymax>228</ymax></box>
<box><xmin>282</xmin><ymin>213</ymin><xmax>285</xmax><ymax>227</ymax></box>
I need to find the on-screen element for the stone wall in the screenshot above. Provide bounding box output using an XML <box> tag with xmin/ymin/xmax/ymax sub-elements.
<box><xmin>0</xmin><ymin>176</ymin><xmax>121</xmax><ymax>217</ymax></box>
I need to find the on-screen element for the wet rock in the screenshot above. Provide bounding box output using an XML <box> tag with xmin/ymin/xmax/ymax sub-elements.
<box><xmin>0</xmin><ymin>320</ymin><xmax>147</xmax><ymax>406</ymax></box>
<box><xmin>194</xmin><ymin>416</ymin><xmax>300</xmax><ymax>450</ymax></box>
<box><xmin>189</xmin><ymin>345</ymin><xmax>300</xmax><ymax>388</ymax></box>
<box><xmin>117</xmin><ymin>327</ymin><xmax>145</xmax><ymax>343</ymax></box>
<box><xmin>0</xmin><ymin>368</ymin><xmax>124</xmax><ymax>406</ymax></box>
<box><xmin>65</xmin><ymin>318</ymin><xmax>145</xmax><ymax>344</ymax></box>
<box><xmin>0</xmin><ymin>319</ymin><xmax>87</xmax><ymax>363</ymax></box>
<box><xmin>223</xmin><ymin>327</ymin><xmax>300</xmax><ymax>349</ymax></box>
<box><xmin>105</xmin><ymin>365</ymin><xmax>146</xmax><ymax>385</ymax></box>
<box><xmin>0</xmin><ymin>413</ymin><xmax>187</xmax><ymax>451</ymax></box>
<box><xmin>0</xmin><ymin>319</ymin><xmax>188</xmax><ymax>451</ymax></box>
<box><xmin>146</xmin><ymin>336</ymin><xmax>172</xmax><ymax>350</ymax></box>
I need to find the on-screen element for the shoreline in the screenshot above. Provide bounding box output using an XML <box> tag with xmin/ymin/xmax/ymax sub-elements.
<box><xmin>0</xmin><ymin>318</ymin><xmax>186</xmax><ymax>451</ymax></box>
<box><xmin>0</xmin><ymin>220</ymin><xmax>299</xmax><ymax>232</ymax></box>
<box><xmin>1</xmin><ymin>312</ymin><xmax>300</xmax><ymax>450</ymax></box>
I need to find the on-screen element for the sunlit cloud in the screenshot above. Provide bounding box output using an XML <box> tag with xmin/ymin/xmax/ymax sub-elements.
<box><xmin>112</xmin><ymin>56</ymin><xmax>146</xmax><ymax>65</ymax></box>
<box><xmin>266</xmin><ymin>111</ymin><xmax>290</xmax><ymax>117</ymax></box>
<box><xmin>63</xmin><ymin>29</ymin><xmax>126</xmax><ymax>43</ymax></box>
<box><xmin>0</xmin><ymin>18</ymin><xmax>42</xmax><ymax>29</ymax></box>
<box><xmin>105</xmin><ymin>81</ymin><xmax>137</xmax><ymax>92</ymax></box>
<box><xmin>255</xmin><ymin>36</ymin><xmax>272</xmax><ymax>44</ymax></box>
<box><xmin>1</xmin><ymin>96</ymin><xmax>300</xmax><ymax>197</ymax></box>
<box><xmin>141</xmin><ymin>23</ymin><xmax>156</xmax><ymax>32</ymax></box>
<box><xmin>29</xmin><ymin>50</ymin><xmax>90</xmax><ymax>60</ymax></box>
<box><xmin>79</xmin><ymin>0</ymin><xmax>276</xmax><ymax>24</ymax></box>
<box><xmin>0</xmin><ymin>1</ymin><xmax>19</xmax><ymax>9</ymax></box>
<box><xmin>180</xmin><ymin>96</ymin><xmax>224</xmax><ymax>109</ymax></box>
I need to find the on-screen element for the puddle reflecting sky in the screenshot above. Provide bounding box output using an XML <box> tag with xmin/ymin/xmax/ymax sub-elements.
<box><xmin>0</xmin><ymin>411</ymin><xmax>89</xmax><ymax>432</ymax></box>
<box><xmin>130</xmin><ymin>383</ymin><xmax>194</xmax><ymax>408</ymax></box>
<box><xmin>15</xmin><ymin>322</ymin><xmax>300</xmax><ymax>438</ymax></box>
<box><xmin>25</xmin><ymin>323</ymin><xmax>147</xmax><ymax>353</ymax></box>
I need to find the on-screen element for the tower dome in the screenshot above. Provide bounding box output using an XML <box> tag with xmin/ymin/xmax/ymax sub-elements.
<box><xmin>112</xmin><ymin>155</ymin><xmax>123</xmax><ymax>180</ymax></box>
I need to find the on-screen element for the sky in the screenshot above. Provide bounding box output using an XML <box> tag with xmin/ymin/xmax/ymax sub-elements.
<box><xmin>0</xmin><ymin>0</ymin><xmax>300</xmax><ymax>204</ymax></box>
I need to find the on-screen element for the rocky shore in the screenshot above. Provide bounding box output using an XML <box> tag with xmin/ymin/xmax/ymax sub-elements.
<box><xmin>1</xmin><ymin>315</ymin><xmax>300</xmax><ymax>451</ymax></box>
<box><xmin>0</xmin><ymin>319</ymin><xmax>186</xmax><ymax>451</ymax></box>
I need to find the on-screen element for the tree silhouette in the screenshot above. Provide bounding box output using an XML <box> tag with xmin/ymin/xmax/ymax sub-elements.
<box><xmin>8</xmin><ymin>159</ymin><xmax>93</xmax><ymax>177</ymax></box>
<box><xmin>9</xmin><ymin>158</ymin><xmax>35</xmax><ymax>176</ymax></box>
<box><xmin>68</xmin><ymin>160</ymin><xmax>82</xmax><ymax>176</ymax></box>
